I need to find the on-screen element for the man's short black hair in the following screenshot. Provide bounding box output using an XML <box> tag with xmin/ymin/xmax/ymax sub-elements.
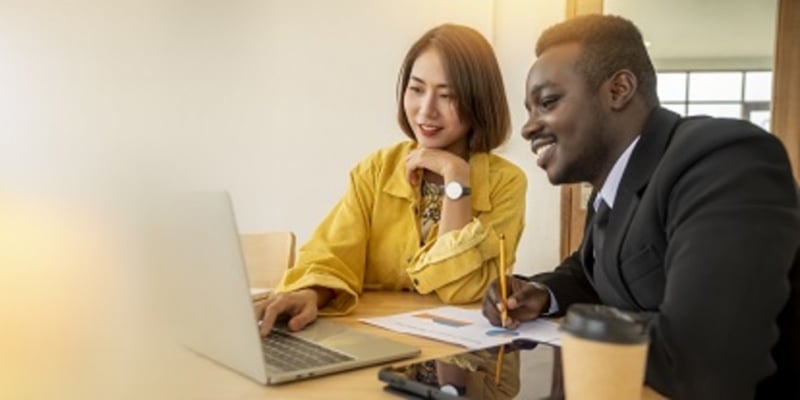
<box><xmin>536</xmin><ymin>14</ymin><xmax>659</xmax><ymax>107</ymax></box>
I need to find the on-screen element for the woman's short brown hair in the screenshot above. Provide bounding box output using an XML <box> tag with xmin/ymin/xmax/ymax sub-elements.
<box><xmin>396</xmin><ymin>24</ymin><xmax>511</xmax><ymax>153</ymax></box>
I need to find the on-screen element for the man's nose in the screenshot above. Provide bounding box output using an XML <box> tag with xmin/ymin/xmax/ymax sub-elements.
<box><xmin>521</xmin><ymin>114</ymin><xmax>542</xmax><ymax>140</ymax></box>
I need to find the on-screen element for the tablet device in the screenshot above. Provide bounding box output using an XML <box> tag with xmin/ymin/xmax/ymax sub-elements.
<box><xmin>378</xmin><ymin>339</ymin><xmax>563</xmax><ymax>399</ymax></box>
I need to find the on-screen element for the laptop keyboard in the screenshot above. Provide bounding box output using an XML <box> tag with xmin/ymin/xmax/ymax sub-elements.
<box><xmin>262</xmin><ymin>329</ymin><xmax>355</xmax><ymax>372</ymax></box>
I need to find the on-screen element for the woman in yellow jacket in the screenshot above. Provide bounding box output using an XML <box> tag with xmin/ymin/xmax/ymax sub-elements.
<box><xmin>258</xmin><ymin>24</ymin><xmax>526</xmax><ymax>334</ymax></box>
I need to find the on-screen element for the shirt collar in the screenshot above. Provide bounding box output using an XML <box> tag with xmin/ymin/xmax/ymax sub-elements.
<box><xmin>594</xmin><ymin>136</ymin><xmax>640</xmax><ymax>211</ymax></box>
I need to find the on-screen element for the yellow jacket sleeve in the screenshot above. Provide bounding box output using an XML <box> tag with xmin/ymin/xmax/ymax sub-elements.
<box><xmin>276</xmin><ymin>159</ymin><xmax>376</xmax><ymax>315</ymax></box>
<box><xmin>407</xmin><ymin>160</ymin><xmax>527</xmax><ymax>304</ymax></box>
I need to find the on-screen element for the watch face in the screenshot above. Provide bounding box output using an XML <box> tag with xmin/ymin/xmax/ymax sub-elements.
<box><xmin>445</xmin><ymin>182</ymin><xmax>463</xmax><ymax>199</ymax></box>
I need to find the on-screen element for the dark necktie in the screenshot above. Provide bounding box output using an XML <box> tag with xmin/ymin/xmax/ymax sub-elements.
<box><xmin>592</xmin><ymin>199</ymin><xmax>611</xmax><ymax>270</ymax></box>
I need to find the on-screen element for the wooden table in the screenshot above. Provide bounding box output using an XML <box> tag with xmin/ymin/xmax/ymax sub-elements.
<box><xmin>162</xmin><ymin>292</ymin><xmax>665</xmax><ymax>399</ymax></box>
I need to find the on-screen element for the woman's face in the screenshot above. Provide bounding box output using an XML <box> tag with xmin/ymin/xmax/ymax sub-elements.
<box><xmin>403</xmin><ymin>48</ymin><xmax>470</xmax><ymax>157</ymax></box>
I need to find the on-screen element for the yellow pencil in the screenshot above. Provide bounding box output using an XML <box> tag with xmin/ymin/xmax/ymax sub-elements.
<box><xmin>499</xmin><ymin>234</ymin><xmax>508</xmax><ymax>327</ymax></box>
<box><xmin>494</xmin><ymin>344</ymin><xmax>505</xmax><ymax>385</ymax></box>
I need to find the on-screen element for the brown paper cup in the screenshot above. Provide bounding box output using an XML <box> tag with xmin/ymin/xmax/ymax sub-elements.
<box><xmin>560</xmin><ymin>304</ymin><xmax>650</xmax><ymax>400</ymax></box>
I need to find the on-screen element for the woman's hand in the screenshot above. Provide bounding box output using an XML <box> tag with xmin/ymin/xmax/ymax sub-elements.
<box><xmin>405</xmin><ymin>148</ymin><xmax>470</xmax><ymax>186</ymax></box>
<box><xmin>255</xmin><ymin>287</ymin><xmax>330</xmax><ymax>335</ymax></box>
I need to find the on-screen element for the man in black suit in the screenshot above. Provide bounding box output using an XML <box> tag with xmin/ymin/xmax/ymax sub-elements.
<box><xmin>482</xmin><ymin>14</ymin><xmax>800</xmax><ymax>399</ymax></box>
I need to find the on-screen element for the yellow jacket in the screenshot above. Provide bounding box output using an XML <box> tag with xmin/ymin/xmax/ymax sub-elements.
<box><xmin>277</xmin><ymin>141</ymin><xmax>527</xmax><ymax>314</ymax></box>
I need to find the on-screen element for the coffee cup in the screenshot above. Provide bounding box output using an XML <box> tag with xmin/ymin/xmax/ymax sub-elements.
<box><xmin>559</xmin><ymin>304</ymin><xmax>650</xmax><ymax>400</ymax></box>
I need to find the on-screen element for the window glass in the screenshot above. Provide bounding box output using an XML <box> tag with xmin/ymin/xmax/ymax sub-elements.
<box><xmin>748</xmin><ymin>110</ymin><xmax>771</xmax><ymax>132</ymax></box>
<box><xmin>744</xmin><ymin>71</ymin><xmax>772</xmax><ymax>102</ymax></box>
<box><xmin>688</xmin><ymin>103</ymin><xmax>742</xmax><ymax>118</ymax></box>
<box><xmin>656</xmin><ymin>72</ymin><xmax>687</xmax><ymax>102</ymax></box>
<box><xmin>688</xmin><ymin>72</ymin><xmax>743</xmax><ymax>101</ymax></box>
<box><xmin>661</xmin><ymin>102</ymin><xmax>686</xmax><ymax>116</ymax></box>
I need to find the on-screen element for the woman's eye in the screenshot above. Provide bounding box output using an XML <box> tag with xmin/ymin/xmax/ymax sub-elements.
<box><xmin>407</xmin><ymin>86</ymin><xmax>423</xmax><ymax>94</ymax></box>
<box><xmin>439</xmin><ymin>92</ymin><xmax>452</xmax><ymax>99</ymax></box>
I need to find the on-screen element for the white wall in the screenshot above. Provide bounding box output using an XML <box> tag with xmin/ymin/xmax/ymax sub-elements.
<box><xmin>1</xmin><ymin>0</ymin><xmax>565</xmax><ymax>276</ymax></box>
<box><xmin>493</xmin><ymin>0</ymin><xmax>565</xmax><ymax>274</ymax></box>
<box><xmin>2</xmin><ymin>4</ymin><xmax>567</xmax><ymax>394</ymax></box>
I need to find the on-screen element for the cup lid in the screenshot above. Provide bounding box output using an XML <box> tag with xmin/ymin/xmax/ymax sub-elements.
<box><xmin>560</xmin><ymin>304</ymin><xmax>649</xmax><ymax>344</ymax></box>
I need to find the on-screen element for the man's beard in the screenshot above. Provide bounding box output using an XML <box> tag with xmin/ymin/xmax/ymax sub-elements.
<box><xmin>552</xmin><ymin>113</ymin><xmax>612</xmax><ymax>186</ymax></box>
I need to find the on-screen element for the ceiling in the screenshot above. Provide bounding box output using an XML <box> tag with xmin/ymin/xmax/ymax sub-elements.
<box><xmin>604</xmin><ymin>0</ymin><xmax>777</xmax><ymax>63</ymax></box>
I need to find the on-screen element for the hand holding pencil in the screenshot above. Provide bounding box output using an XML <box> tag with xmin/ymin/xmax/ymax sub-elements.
<box><xmin>482</xmin><ymin>236</ymin><xmax>552</xmax><ymax>330</ymax></box>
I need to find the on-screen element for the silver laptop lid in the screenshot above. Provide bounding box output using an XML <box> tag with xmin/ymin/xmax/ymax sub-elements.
<box><xmin>149</xmin><ymin>191</ymin><xmax>268</xmax><ymax>384</ymax></box>
<box><xmin>148</xmin><ymin>191</ymin><xmax>420</xmax><ymax>386</ymax></box>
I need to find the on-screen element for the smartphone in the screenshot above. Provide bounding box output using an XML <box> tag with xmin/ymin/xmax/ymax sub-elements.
<box><xmin>378</xmin><ymin>339</ymin><xmax>563</xmax><ymax>400</ymax></box>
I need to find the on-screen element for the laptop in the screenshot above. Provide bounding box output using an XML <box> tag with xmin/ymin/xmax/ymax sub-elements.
<box><xmin>149</xmin><ymin>191</ymin><xmax>420</xmax><ymax>385</ymax></box>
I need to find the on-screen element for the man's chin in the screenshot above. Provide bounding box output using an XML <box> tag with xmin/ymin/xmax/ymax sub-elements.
<box><xmin>542</xmin><ymin>167</ymin><xmax>563</xmax><ymax>186</ymax></box>
<box><xmin>544</xmin><ymin>168</ymin><xmax>581</xmax><ymax>186</ymax></box>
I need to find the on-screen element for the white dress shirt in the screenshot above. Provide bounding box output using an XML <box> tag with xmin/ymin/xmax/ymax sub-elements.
<box><xmin>540</xmin><ymin>136</ymin><xmax>641</xmax><ymax>315</ymax></box>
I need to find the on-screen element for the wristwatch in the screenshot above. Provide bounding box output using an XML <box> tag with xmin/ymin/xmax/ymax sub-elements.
<box><xmin>444</xmin><ymin>181</ymin><xmax>471</xmax><ymax>200</ymax></box>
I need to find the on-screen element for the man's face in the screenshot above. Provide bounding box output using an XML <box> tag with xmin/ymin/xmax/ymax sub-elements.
<box><xmin>521</xmin><ymin>43</ymin><xmax>613</xmax><ymax>186</ymax></box>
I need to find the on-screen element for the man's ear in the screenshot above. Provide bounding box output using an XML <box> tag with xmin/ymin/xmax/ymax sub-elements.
<box><xmin>605</xmin><ymin>69</ymin><xmax>637</xmax><ymax>111</ymax></box>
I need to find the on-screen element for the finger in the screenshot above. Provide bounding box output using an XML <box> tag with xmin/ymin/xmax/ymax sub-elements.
<box><xmin>484</xmin><ymin>280</ymin><xmax>500</xmax><ymax>303</ymax></box>
<box><xmin>508</xmin><ymin>278</ymin><xmax>538</xmax><ymax>305</ymax></box>
<box><xmin>407</xmin><ymin>169</ymin><xmax>421</xmax><ymax>186</ymax></box>
<box><xmin>495</xmin><ymin>302</ymin><xmax>509</xmax><ymax>328</ymax></box>
<box><xmin>514</xmin><ymin>281</ymin><xmax>545</xmax><ymax>304</ymax></box>
<box><xmin>405</xmin><ymin>159</ymin><xmax>421</xmax><ymax>186</ymax></box>
<box><xmin>255</xmin><ymin>295</ymin><xmax>277</xmax><ymax>323</ymax></box>
<box><xmin>259</xmin><ymin>297</ymin><xmax>288</xmax><ymax>336</ymax></box>
<box><xmin>482</xmin><ymin>290</ymin><xmax>502</xmax><ymax>327</ymax></box>
<box><xmin>504</xmin><ymin>318</ymin><xmax>521</xmax><ymax>330</ymax></box>
<box><xmin>506</xmin><ymin>296</ymin><xmax>519</xmax><ymax>310</ymax></box>
<box><xmin>287</xmin><ymin>304</ymin><xmax>317</xmax><ymax>332</ymax></box>
<box><xmin>253</xmin><ymin>299</ymin><xmax>266</xmax><ymax>320</ymax></box>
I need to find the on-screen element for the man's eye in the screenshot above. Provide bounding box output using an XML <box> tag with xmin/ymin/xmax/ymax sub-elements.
<box><xmin>539</xmin><ymin>96</ymin><xmax>560</xmax><ymax>111</ymax></box>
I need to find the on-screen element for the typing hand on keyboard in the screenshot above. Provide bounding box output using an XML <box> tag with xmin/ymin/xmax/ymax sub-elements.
<box><xmin>255</xmin><ymin>288</ymin><xmax>331</xmax><ymax>335</ymax></box>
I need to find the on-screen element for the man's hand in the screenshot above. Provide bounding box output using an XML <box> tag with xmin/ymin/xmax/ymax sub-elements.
<box><xmin>255</xmin><ymin>288</ymin><xmax>326</xmax><ymax>335</ymax></box>
<box><xmin>482</xmin><ymin>276</ymin><xmax>551</xmax><ymax>329</ymax></box>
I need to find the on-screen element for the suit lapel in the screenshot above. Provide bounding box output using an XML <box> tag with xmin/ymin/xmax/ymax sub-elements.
<box><xmin>600</xmin><ymin>108</ymin><xmax>682</xmax><ymax>308</ymax></box>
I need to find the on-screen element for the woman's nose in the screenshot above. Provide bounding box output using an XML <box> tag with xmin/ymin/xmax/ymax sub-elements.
<box><xmin>418</xmin><ymin>93</ymin><xmax>438</xmax><ymax>118</ymax></box>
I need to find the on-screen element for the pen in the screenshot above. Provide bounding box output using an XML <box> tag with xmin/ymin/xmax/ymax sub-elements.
<box><xmin>499</xmin><ymin>234</ymin><xmax>508</xmax><ymax>327</ymax></box>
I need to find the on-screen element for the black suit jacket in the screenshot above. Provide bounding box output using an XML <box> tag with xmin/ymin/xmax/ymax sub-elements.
<box><xmin>531</xmin><ymin>108</ymin><xmax>800</xmax><ymax>399</ymax></box>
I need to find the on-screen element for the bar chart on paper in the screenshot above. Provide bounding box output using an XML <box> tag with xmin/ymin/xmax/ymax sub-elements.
<box><xmin>360</xmin><ymin>306</ymin><xmax>561</xmax><ymax>349</ymax></box>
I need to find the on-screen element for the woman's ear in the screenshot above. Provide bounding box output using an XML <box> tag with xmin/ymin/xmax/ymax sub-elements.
<box><xmin>606</xmin><ymin>69</ymin><xmax>637</xmax><ymax>111</ymax></box>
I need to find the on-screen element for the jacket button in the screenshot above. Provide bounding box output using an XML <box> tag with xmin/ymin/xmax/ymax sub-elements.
<box><xmin>406</xmin><ymin>257</ymin><xmax>412</xmax><ymax>263</ymax></box>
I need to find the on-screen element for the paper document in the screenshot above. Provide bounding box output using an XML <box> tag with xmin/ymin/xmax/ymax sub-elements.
<box><xmin>361</xmin><ymin>306</ymin><xmax>561</xmax><ymax>349</ymax></box>
<box><xmin>249</xmin><ymin>287</ymin><xmax>272</xmax><ymax>301</ymax></box>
